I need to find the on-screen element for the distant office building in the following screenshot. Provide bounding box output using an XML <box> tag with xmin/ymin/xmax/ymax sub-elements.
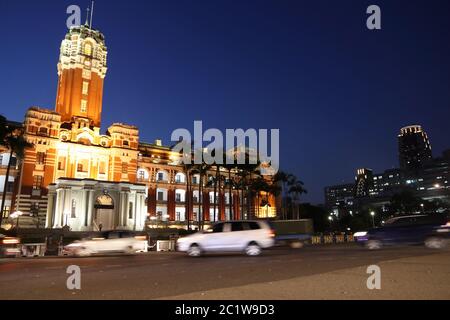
<box><xmin>407</xmin><ymin>150</ymin><xmax>450</xmax><ymax>201</ymax></box>
<box><xmin>324</xmin><ymin>183</ymin><xmax>355</xmax><ymax>209</ymax></box>
<box><xmin>370</xmin><ymin>168</ymin><xmax>404</xmax><ymax>197</ymax></box>
<box><xmin>398</xmin><ymin>125</ymin><xmax>432</xmax><ymax>174</ymax></box>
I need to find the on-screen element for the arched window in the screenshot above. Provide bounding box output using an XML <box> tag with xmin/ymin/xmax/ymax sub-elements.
<box><xmin>155</xmin><ymin>170</ymin><xmax>168</xmax><ymax>182</ymax></box>
<box><xmin>175</xmin><ymin>172</ymin><xmax>185</xmax><ymax>183</ymax></box>
<box><xmin>84</xmin><ymin>42</ymin><xmax>92</xmax><ymax>56</ymax></box>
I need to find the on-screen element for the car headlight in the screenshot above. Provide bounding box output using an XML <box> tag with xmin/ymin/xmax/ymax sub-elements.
<box><xmin>66</xmin><ymin>242</ymin><xmax>82</xmax><ymax>248</ymax></box>
<box><xmin>354</xmin><ymin>231</ymin><xmax>368</xmax><ymax>237</ymax></box>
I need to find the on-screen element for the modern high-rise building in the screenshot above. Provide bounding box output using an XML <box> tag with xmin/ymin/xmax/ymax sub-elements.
<box><xmin>398</xmin><ymin>125</ymin><xmax>432</xmax><ymax>174</ymax></box>
<box><xmin>325</xmin><ymin>125</ymin><xmax>448</xmax><ymax>212</ymax></box>
<box><xmin>1</xmin><ymin>18</ymin><xmax>277</xmax><ymax>231</ymax></box>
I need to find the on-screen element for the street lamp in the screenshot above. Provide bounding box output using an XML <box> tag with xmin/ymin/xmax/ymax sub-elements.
<box><xmin>370</xmin><ymin>211</ymin><xmax>375</xmax><ymax>227</ymax></box>
<box><xmin>162</xmin><ymin>214</ymin><xmax>170</xmax><ymax>228</ymax></box>
<box><xmin>149</xmin><ymin>216</ymin><xmax>157</xmax><ymax>228</ymax></box>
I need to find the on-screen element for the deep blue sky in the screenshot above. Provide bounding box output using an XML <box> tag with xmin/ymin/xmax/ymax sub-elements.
<box><xmin>1</xmin><ymin>0</ymin><xmax>449</xmax><ymax>204</ymax></box>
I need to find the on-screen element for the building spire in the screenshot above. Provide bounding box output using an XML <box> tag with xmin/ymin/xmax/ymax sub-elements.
<box><xmin>90</xmin><ymin>1</ymin><xmax>95</xmax><ymax>29</ymax></box>
<box><xmin>85</xmin><ymin>6</ymin><xmax>90</xmax><ymax>26</ymax></box>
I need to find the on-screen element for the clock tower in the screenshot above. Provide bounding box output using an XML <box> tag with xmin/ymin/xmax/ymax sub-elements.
<box><xmin>55</xmin><ymin>21</ymin><xmax>108</xmax><ymax>127</ymax></box>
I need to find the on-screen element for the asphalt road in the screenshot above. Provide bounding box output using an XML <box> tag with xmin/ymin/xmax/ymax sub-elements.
<box><xmin>1</xmin><ymin>244</ymin><xmax>449</xmax><ymax>299</ymax></box>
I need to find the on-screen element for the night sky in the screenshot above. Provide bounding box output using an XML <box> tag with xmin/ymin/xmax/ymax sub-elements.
<box><xmin>1</xmin><ymin>0</ymin><xmax>449</xmax><ymax>204</ymax></box>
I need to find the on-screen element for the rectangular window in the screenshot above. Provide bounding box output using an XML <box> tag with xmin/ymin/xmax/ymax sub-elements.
<box><xmin>138</xmin><ymin>170</ymin><xmax>145</xmax><ymax>180</ymax></box>
<box><xmin>36</xmin><ymin>152</ymin><xmax>45</xmax><ymax>165</ymax></box>
<box><xmin>80</xmin><ymin>100</ymin><xmax>87</xmax><ymax>113</ymax></box>
<box><xmin>123</xmin><ymin>140</ymin><xmax>129</xmax><ymax>147</ymax></box>
<box><xmin>77</xmin><ymin>159</ymin><xmax>89</xmax><ymax>173</ymax></box>
<box><xmin>122</xmin><ymin>163</ymin><xmax>128</xmax><ymax>174</ymax></box>
<box><xmin>157</xmin><ymin>191</ymin><xmax>164</xmax><ymax>201</ymax></box>
<box><xmin>128</xmin><ymin>202</ymin><xmax>133</xmax><ymax>219</ymax></box>
<box><xmin>176</xmin><ymin>212</ymin><xmax>181</xmax><ymax>221</ymax></box>
<box><xmin>30</xmin><ymin>202</ymin><xmax>39</xmax><ymax>216</ymax></box>
<box><xmin>57</xmin><ymin>157</ymin><xmax>66</xmax><ymax>170</ymax></box>
<box><xmin>175</xmin><ymin>175</ymin><xmax>181</xmax><ymax>183</ymax></box>
<box><xmin>192</xmin><ymin>176</ymin><xmax>198</xmax><ymax>184</ymax></box>
<box><xmin>175</xmin><ymin>193</ymin><xmax>181</xmax><ymax>202</ymax></box>
<box><xmin>82</xmin><ymin>69</ymin><xmax>91</xmax><ymax>79</ymax></box>
<box><xmin>33</xmin><ymin>175</ymin><xmax>43</xmax><ymax>190</ymax></box>
<box><xmin>157</xmin><ymin>172</ymin><xmax>164</xmax><ymax>181</ymax></box>
<box><xmin>98</xmin><ymin>162</ymin><xmax>106</xmax><ymax>174</ymax></box>
<box><xmin>82</xmin><ymin>81</ymin><xmax>89</xmax><ymax>95</ymax></box>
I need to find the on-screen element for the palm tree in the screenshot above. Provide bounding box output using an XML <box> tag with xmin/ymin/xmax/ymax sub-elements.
<box><xmin>182</xmin><ymin>162</ymin><xmax>194</xmax><ymax>231</ymax></box>
<box><xmin>249</xmin><ymin>177</ymin><xmax>270</xmax><ymax>218</ymax></box>
<box><xmin>0</xmin><ymin>125</ymin><xmax>33</xmax><ymax>226</ymax></box>
<box><xmin>235</xmin><ymin>159</ymin><xmax>261</xmax><ymax>220</ymax></box>
<box><xmin>208</xmin><ymin>149</ymin><xmax>225</xmax><ymax>222</ymax></box>
<box><xmin>273</xmin><ymin>171</ymin><xmax>295</xmax><ymax>220</ymax></box>
<box><xmin>288</xmin><ymin>179</ymin><xmax>307</xmax><ymax>219</ymax></box>
<box><xmin>191</xmin><ymin>156</ymin><xmax>210</xmax><ymax>230</ymax></box>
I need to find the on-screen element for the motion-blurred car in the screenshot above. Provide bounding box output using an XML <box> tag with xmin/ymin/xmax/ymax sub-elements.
<box><xmin>64</xmin><ymin>230</ymin><xmax>148</xmax><ymax>257</ymax></box>
<box><xmin>0</xmin><ymin>234</ymin><xmax>21</xmax><ymax>257</ymax></box>
<box><xmin>356</xmin><ymin>214</ymin><xmax>449</xmax><ymax>250</ymax></box>
<box><xmin>176</xmin><ymin>220</ymin><xmax>275</xmax><ymax>257</ymax></box>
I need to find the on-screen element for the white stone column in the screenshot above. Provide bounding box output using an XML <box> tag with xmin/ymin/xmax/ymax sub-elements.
<box><xmin>123</xmin><ymin>192</ymin><xmax>129</xmax><ymax>228</ymax></box>
<box><xmin>135</xmin><ymin>193</ymin><xmax>140</xmax><ymax>230</ymax></box>
<box><xmin>53</xmin><ymin>189</ymin><xmax>62</xmax><ymax>228</ymax></box>
<box><xmin>87</xmin><ymin>190</ymin><xmax>95</xmax><ymax>229</ymax></box>
<box><xmin>45</xmin><ymin>191</ymin><xmax>55</xmax><ymax>228</ymax></box>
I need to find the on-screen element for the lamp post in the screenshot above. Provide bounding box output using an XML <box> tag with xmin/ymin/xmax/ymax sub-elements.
<box><xmin>149</xmin><ymin>216</ymin><xmax>157</xmax><ymax>228</ymax></box>
<box><xmin>328</xmin><ymin>215</ymin><xmax>333</xmax><ymax>231</ymax></box>
<box><xmin>162</xmin><ymin>214</ymin><xmax>170</xmax><ymax>228</ymax></box>
<box><xmin>370</xmin><ymin>211</ymin><xmax>375</xmax><ymax>228</ymax></box>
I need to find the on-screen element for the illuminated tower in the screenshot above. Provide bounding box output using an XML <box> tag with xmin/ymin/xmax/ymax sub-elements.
<box><xmin>398</xmin><ymin>125</ymin><xmax>432</xmax><ymax>174</ymax></box>
<box><xmin>55</xmin><ymin>16</ymin><xmax>107</xmax><ymax>127</ymax></box>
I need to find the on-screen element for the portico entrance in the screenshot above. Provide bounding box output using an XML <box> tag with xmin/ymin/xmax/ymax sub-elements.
<box><xmin>94</xmin><ymin>193</ymin><xmax>114</xmax><ymax>231</ymax></box>
<box><xmin>46</xmin><ymin>178</ymin><xmax>148</xmax><ymax>232</ymax></box>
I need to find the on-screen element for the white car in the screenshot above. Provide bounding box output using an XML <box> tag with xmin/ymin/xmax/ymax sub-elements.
<box><xmin>64</xmin><ymin>230</ymin><xmax>148</xmax><ymax>257</ymax></box>
<box><xmin>177</xmin><ymin>220</ymin><xmax>275</xmax><ymax>257</ymax></box>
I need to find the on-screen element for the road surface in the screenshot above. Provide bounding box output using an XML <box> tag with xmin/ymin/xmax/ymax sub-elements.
<box><xmin>1</xmin><ymin>244</ymin><xmax>449</xmax><ymax>299</ymax></box>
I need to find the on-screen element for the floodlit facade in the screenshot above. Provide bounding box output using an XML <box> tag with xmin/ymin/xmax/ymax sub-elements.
<box><xmin>3</xmin><ymin>21</ymin><xmax>277</xmax><ymax>231</ymax></box>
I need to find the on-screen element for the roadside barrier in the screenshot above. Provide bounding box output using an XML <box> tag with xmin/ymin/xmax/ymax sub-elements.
<box><xmin>311</xmin><ymin>234</ymin><xmax>355</xmax><ymax>245</ymax></box>
<box><xmin>156</xmin><ymin>240</ymin><xmax>176</xmax><ymax>252</ymax></box>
